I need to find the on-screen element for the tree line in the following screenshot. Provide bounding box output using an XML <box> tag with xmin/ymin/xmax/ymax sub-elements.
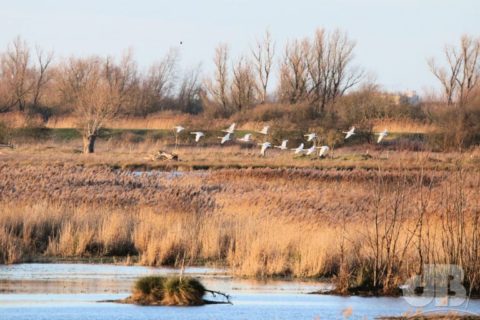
<box><xmin>0</xmin><ymin>29</ymin><xmax>479</xmax><ymax>153</ymax></box>
<box><xmin>0</xmin><ymin>29</ymin><xmax>365</xmax><ymax>119</ymax></box>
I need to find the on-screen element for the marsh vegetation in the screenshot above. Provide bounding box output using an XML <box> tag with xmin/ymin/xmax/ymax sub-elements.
<box><xmin>0</xmin><ymin>147</ymin><xmax>479</xmax><ymax>296</ymax></box>
<box><xmin>0</xmin><ymin>29</ymin><xmax>479</xmax><ymax>303</ymax></box>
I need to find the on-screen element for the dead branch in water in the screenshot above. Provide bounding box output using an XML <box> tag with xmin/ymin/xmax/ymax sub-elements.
<box><xmin>205</xmin><ymin>289</ymin><xmax>233</xmax><ymax>305</ymax></box>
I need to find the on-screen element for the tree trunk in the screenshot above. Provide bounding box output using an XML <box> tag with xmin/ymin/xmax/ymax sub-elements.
<box><xmin>83</xmin><ymin>134</ymin><xmax>96</xmax><ymax>154</ymax></box>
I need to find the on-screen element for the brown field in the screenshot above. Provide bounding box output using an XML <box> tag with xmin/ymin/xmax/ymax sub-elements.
<box><xmin>2</xmin><ymin>137</ymin><xmax>479</xmax><ymax>171</ymax></box>
<box><xmin>1</xmin><ymin>140</ymin><xmax>480</xmax><ymax>295</ymax></box>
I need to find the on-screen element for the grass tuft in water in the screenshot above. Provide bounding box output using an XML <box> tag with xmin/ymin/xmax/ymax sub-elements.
<box><xmin>162</xmin><ymin>276</ymin><xmax>206</xmax><ymax>306</ymax></box>
<box><xmin>131</xmin><ymin>276</ymin><xmax>205</xmax><ymax>306</ymax></box>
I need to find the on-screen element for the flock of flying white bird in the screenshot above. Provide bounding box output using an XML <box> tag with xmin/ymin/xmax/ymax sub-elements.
<box><xmin>173</xmin><ymin>123</ymin><xmax>389</xmax><ymax>157</ymax></box>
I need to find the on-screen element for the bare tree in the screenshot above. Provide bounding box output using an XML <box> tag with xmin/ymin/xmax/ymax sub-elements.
<box><xmin>59</xmin><ymin>52</ymin><xmax>137</xmax><ymax>153</ymax></box>
<box><xmin>364</xmin><ymin>172</ymin><xmax>419</xmax><ymax>294</ymax></box>
<box><xmin>251</xmin><ymin>30</ymin><xmax>275</xmax><ymax>104</ymax></box>
<box><xmin>32</xmin><ymin>46</ymin><xmax>54</xmax><ymax>109</ymax></box>
<box><xmin>428</xmin><ymin>47</ymin><xmax>462</xmax><ymax>106</ymax></box>
<box><xmin>277</xmin><ymin>29</ymin><xmax>363</xmax><ymax>113</ymax></box>
<box><xmin>205</xmin><ymin>43</ymin><xmax>230</xmax><ymax>112</ymax></box>
<box><xmin>177</xmin><ymin>65</ymin><xmax>202</xmax><ymax>114</ymax></box>
<box><xmin>0</xmin><ymin>37</ymin><xmax>34</xmax><ymax>112</ymax></box>
<box><xmin>458</xmin><ymin>35</ymin><xmax>480</xmax><ymax>106</ymax></box>
<box><xmin>278</xmin><ymin>39</ymin><xmax>309</xmax><ymax>104</ymax></box>
<box><xmin>0</xmin><ymin>37</ymin><xmax>54</xmax><ymax>116</ymax></box>
<box><xmin>307</xmin><ymin>29</ymin><xmax>363</xmax><ymax>114</ymax></box>
<box><xmin>133</xmin><ymin>49</ymin><xmax>178</xmax><ymax>116</ymax></box>
<box><xmin>428</xmin><ymin>34</ymin><xmax>480</xmax><ymax>107</ymax></box>
<box><xmin>231</xmin><ymin>56</ymin><xmax>256</xmax><ymax>111</ymax></box>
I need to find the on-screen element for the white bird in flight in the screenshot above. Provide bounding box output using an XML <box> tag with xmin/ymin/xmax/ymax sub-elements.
<box><xmin>343</xmin><ymin>127</ymin><xmax>355</xmax><ymax>139</ymax></box>
<box><xmin>222</xmin><ymin>123</ymin><xmax>236</xmax><ymax>134</ymax></box>
<box><xmin>292</xmin><ymin>143</ymin><xmax>305</xmax><ymax>154</ymax></box>
<box><xmin>238</xmin><ymin>133</ymin><xmax>252</xmax><ymax>142</ymax></box>
<box><xmin>257</xmin><ymin>125</ymin><xmax>270</xmax><ymax>135</ymax></box>
<box><xmin>306</xmin><ymin>145</ymin><xmax>318</xmax><ymax>155</ymax></box>
<box><xmin>174</xmin><ymin>125</ymin><xmax>185</xmax><ymax>133</ymax></box>
<box><xmin>376</xmin><ymin>129</ymin><xmax>388</xmax><ymax>143</ymax></box>
<box><xmin>318</xmin><ymin>146</ymin><xmax>330</xmax><ymax>157</ymax></box>
<box><xmin>274</xmin><ymin>140</ymin><xmax>288</xmax><ymax>150</ymax></box>
<box><xmin>218</xmin><ymin>132</ymin><xmax>232</xmax><ymax>144</ymax></box>
<box><xmin>258</xmin><ymin>142</ymin><xmax>272</xmax><ymax>156</ymax></box>
<box><xmin>190</xmin><ymin>131</ymin><xmax>204</xmax><ymax>142</ymax></box>
<box><xmin>304</xmin><ymin>133</ymin><xmax>317</xmax><ymax>142</ymax></box>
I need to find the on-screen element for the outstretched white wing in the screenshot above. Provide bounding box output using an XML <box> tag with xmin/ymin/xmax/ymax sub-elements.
<box><xmin>219</xmin><ymin>133</ymin><xmax>231</xmax><ymax>144</ymax></box>
<box><xmin>292</xmin><ymin>143</ymin><xmax>305</xmax><ymax>154</ymax></box>
<box><xmin>306</xmin><ymin>146</ymin><xmax>316</xmax><ymax>155</ymax></box>
<box><xmin>304</xmin><ymin>133</ymin><xmax>317</xmax><ymax>142</ymax></box>
<box><xmin>223</xmin><ymin>123</ymin><xmax>236</xmax><ymax>134</ymax></box>
<box><xmin>174</xmin><ymin>125</ymin><xmax>185</xmax><ymax>133</ymax></box>
<box><xmin>190</xmin><ymin>132</ymin><xmax>204</xmax><ymax>142</ymax></box>
<box><xmin>344</xmin><ymin>127</ymin><xmax>355</xmax><ymax>139</ymax></box>
<box><xmin>258</xmin><ymin>126</ymin><xmax>270</xmax><ymax>135</ymax></box>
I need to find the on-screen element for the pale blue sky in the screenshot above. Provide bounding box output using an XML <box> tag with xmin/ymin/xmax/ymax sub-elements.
<box><xmin>1</xmin><ymin>0</ymin><xmax>479</xmax><ymax>93</ymax></box>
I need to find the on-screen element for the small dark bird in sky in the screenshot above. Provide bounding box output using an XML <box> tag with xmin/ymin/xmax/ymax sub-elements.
<box><xmin>180</xmin><ymin>41</ymin><xmax>183</xmax><ymax>45</ymax></box>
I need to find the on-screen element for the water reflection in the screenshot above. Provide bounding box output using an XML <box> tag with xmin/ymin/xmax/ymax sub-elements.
<box><xmin>1</xmin><ymin>263</ymin><xmax>480</xmax><ymax>319</ymax></box>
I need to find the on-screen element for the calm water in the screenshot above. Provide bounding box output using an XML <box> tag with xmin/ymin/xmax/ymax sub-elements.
<box><xmin>1</xmin><ymin>263</ymin><xmax>479</xmax><ymax>320</ymax></box>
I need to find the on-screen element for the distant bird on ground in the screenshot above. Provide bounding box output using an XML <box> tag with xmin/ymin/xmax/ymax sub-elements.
<box><xmin>376</xmin><ymin>129</ymin><xmax>388</xmax><ymax>143</ymax></box>
<box><xmin>238</xmin><ymin>133</ymin><xmax>252</xmax><ymax>142</ymax></box>
<box><xmin>306</xmin><ymin>145</ymin><xmax>318</xmax><ymax>155</ymax></box>
<box><xmin>257</xmin><ymin>125</ymin><xmax>270</xmax><ymax>135</ymax></box>
<box><xmin>190</xmin><ymin>131</ymin><xmax>204</xmax><ymax>142</ymax></box>
<box><xmin>222</xmin><ymin>123</ymin><xmax>236</xmax><ymax>134</ymax></box>
<box><xmin>318</xmin><ymin>146</ymin><xmax>330</xmax><ymax>157</ymax></box>
<box><xmin>258</xmin><ymin>142</ymin><xmax>272</xmax><ymax>156</ymax></box>
<box><xmin>274</xmin><ymin>140</ymin><xmax>289</xmax><ymax>150</ymax></box>
<box><xmin>343</xmin><ymin>127</ymin><xmax>355</xmax><ymax>139</ymax></box>
<box><xmin>218</xmin><ymin>133</ymin><xmax>232</xmax><ymax>144</ymax></box>
<box><xmin>304</xmin><ymin>133</ymin><xmax>317</xmax><ymax>142</ymax></box>
<box><xmin>292</xmin><ymin>143</ymin><xmax>305</xmax><ymax>154</ymax></box>
<box><xmin>174</xmin><ymin>125</ymin><xmax>185</xmax><ymax>133</ymax></box>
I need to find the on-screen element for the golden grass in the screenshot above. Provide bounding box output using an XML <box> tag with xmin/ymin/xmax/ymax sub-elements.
<box><xmin>1</xmin><ymin>140</ymin><xmax>480</xmax><ymax>295</ymax></box>
<box><xmin>0</xmin><ymin>110</ymin><xmax>437</xmax><ymax>134</ymax></box>
<box><xmin>42</xmin><ymin>112</ymin><xmax>269</xmax><ymax>132</ymax></box>
<box><xmin>129</xmin><ymin>275</ymin><xmax>206</xmax><ymax>306</ymax></box>
<box><xmin>0</xmin><ymin>152</ymin><xmax>479</xmax><ymax>293</ymax></box>
<box><xmin>372</xmin><ymin>118</ymin><xmax>437</xmax><ymax>133</ymax></box>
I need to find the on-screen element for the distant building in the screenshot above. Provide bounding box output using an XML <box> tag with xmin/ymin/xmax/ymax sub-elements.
<box><xmin>400</xmin><ymin>90</ymin><xmax>421</xmax><ymax>105</ymax></box>
<box><xmin>380</xmin><ymin>90</ymin><xmax>421</xmax><ymax>106</ymax></box>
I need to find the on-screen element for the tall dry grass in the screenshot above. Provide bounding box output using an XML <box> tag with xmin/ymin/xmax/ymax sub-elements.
<box><xmin>42</xmin><ymin>111</ymin><xmax>269</xmax><ymax>132</ymax></box>
<box><xmin>0</xmin><ymin>161</ymin><xmax>479</xmax><ymax>294</ymax></box>
<box><xmin>372</xmin><ymin>119</ymin><xmax>437</xmax><ymax>134</ymax></box>
<box><xmin>1</xmin><ymin>108</ymin><xmax>438</xmax><ymax>134</ymax></box>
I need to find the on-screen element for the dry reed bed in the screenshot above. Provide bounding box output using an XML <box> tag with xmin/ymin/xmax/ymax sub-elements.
<box><xmin>1</xmin><ymin>162</ymin><xmax>479</xmax><ymax>294</ymax></box>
